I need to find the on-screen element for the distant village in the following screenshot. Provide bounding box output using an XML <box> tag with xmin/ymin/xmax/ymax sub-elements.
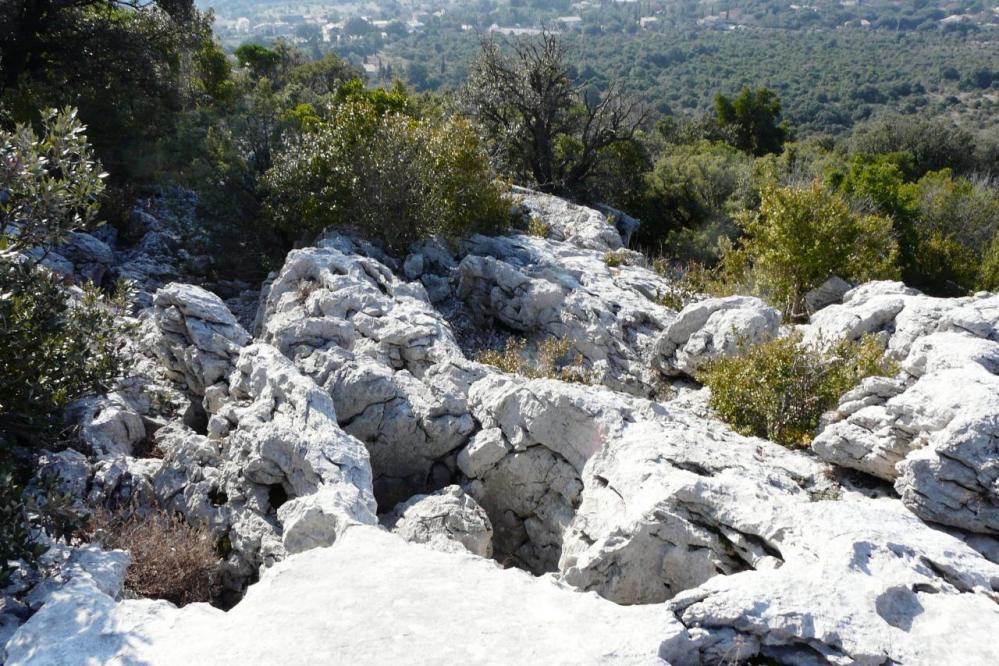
<box><xmin>206</xmin><ymin>0</ymin><xmax>999</xmax><ymax>77</ymax></box>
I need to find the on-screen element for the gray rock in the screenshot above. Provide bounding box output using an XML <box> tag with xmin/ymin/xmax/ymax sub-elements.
<box><xmin>59</xmin><ymin>232</ymin><xmax>114</xmax><ymax>267</ymax></box>
<box><xmin>255</xmin><ymin>236</ymin><xmax>482</xmax><ymax>508</ymax></box>
<box><xmin>383</xmin><ymin>485</ymin><xmax>494</xmax><ymax>557</ymax></box>
<box><xmin>811</xmin><ymin>288</ymin><xmax>999</xmax><ymax>534</ymax></box>
<box><xmin>4</xmin><ymin>527</ymin><xmax>678</xmax><ymax>666</ymax></box>
<box><xmin>804</xmin><ymin>275</ymin><xmax>851</xmax><ymax>314</ymax></box>
<box><xmin>65</xmin><ymin>394</ymin><xmax>146</xmax><ymax>457</ymax></box>
<box><xmin>513</xmin><ymin>186</ymin><xmax>625</xmax><ymax>251</ymax></box>
<box><xmin>458</xmin><ymin>234</ymin><xmax>675</xmax><ymax>396</ymax></box>
<box><xmin>653</xmin><ymin>295</ymin><xmax>781</xmax><ymax>378</ymax></box>
<box><xmin>144</xmin><ymin>282</ymin><xmax>251</xmax><ymax>395</ymax></box>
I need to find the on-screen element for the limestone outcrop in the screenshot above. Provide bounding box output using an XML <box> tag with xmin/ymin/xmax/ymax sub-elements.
<box><xmin>8</xmin><ymin>193</ymin><xmax>999</xmax><ymax>666</ymax></box>
<box><xmin>653</xmin><ymin>295</ymin><xmax>781</xmax><ymax>377</ymax></box>
<box><xmin>810</xmin><ymin>283</ymin><xmax>999</xmax><ymax>534</ymax></box>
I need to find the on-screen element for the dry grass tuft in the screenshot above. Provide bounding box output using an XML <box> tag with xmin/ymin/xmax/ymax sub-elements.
<box><xmin>88</xmin><ymin>507</ymin><xmax>219</xmax><ymax>606</ymax></box>
<box><xmin>477</xmin><ymin>337</ymin><xmax>592</xmax><ymax>383</ymax></box>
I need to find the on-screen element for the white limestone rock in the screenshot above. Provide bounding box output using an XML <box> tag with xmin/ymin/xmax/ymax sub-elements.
<box><xmin>659</xmin><ymin>498</ymin><xmax>999</xmax><ymax>666</ymax></box>
<box><xmin>144</xmin><ymin>282</ymin><xmax>251</xmax><ymax>395</ymax></box>
<box><xmin>4</xmin><ymin>527</ymin><xmax>681</xmax><ymax>666</ymax></box>
<box><xmin>64</xmin><ymin>394</ymin><xmax>146</xmax><ymax>457</ymax></box>
<box><xmin>810</xmin><ymin>289</ymin><xmax>999</xmax><ymax>534</ymax></box>
<box><xmin>255</xmin><ymin>235</ymin><xmax>484</xmax><ymax>508</ymax></box>
<box><xmin>457</xmin><ymin>234</ymin><xmax>676</xmax><ymax>396</ymax></box>
<box><xmin>653</xmin><ymin>296</ymin><xmax>781</xmax><ymax>378</ymax></box>
<box><xmin>383</xmin><ymin>485</ymin><xmax>494</xmax><ymax>557</ymax></box>
<box><xmin>513</xmin><ymin>186</ymin><xmax>625</xmax><ymax>252</ymax></box>
<box><xmin>218</xmin><ymin>344</ymin><xmax>378</xmax><ymax>563</ymax></box>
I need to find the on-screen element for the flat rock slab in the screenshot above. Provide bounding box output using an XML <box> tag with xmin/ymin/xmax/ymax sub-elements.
<box><xmin>6</xmin><ymin>527</ymin><xmax>680</xmax><ymax>666</ymax></box>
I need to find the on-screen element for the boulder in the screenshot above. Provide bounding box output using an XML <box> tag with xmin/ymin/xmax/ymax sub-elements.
<box><xmin>383</xmin><ymin>485</ymin><xmax>494</xmax><ymax>557</ymax></box>
<box><xmin>144</xmin><ymin>282</ymin><xmax>251</xmax><ymax>395</ymax></box>
<box><xmin>513</xmin><ymin>186</ymin><xmax>625</xmax><ymax>252</ymax></box>
<box><xmin>65</xmin><ymin>394</ymin><xmax>146</xmax><ymax>457</ymax></box>
<box><xmin>803</xmin><ymin>275</ymin><xmax>851</xmax><ymax>314</ymax></box>
<box><xmin>215</xmin><ymin>344</ymin><xmax>378</xmax><ymax>574</ymax></box>
<box><xmin>659</xmin><ymin>499</ymin><xmax>999</xmax><ymax>666</ymax></box>
<box><xmin>653</xmin><ymin>296</ymin><xmax>781</xmax><ymax>378</ymax></box>
<box><xmin>255</xmin><ymin>235</ymin><xmax>483</xmax><ymax>508</ymax></box>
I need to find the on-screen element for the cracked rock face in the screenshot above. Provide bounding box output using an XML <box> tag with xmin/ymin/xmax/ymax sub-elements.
<box><xmin>383</xmin><ymin>485</ymin><xmax>493</xmax><ymax>557</ymax></box>
<box><xmin>458</xmin><ymin>233</ymin><xmax>676</xmax><ymax>396</ymax></box>
<box><xmin>255</xmin><ymin>234</ymin><xmax>484</xmax><ymax>509</ymax></box>
<box><xmin>144</xmin><ymin>282</ymin><xmax>251</xmax><ymax>395</ymax></box>
<box><xmin>653</xmin><ymin>295</ymin><xmax>781</xmax><ymax>378</ymax></box>
<box><xmin>811</xmin><ymin>283</ymin><xmax>999</xmax><ymax>535</ymax></box>
<box><xmin>660</xmin><ymin>498</ymin><xmax>999</xmax><ymax>666</ymax></box>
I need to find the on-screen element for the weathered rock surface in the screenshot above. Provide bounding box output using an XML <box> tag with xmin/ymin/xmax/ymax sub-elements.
<box><xmin>4</xmin><ymin>527</ymin><xmax>680</xmax><ymax>666</ymax></box>
<box><xmin>659</xmin><ymin>498</ymin><xmax>999</xmax><ymax>665</ymax></box>
<box><xmin>653</xmin><ymin>295</ymin><xmax>781</xmax><ymax>378</ymax></box>
<box><xmin>513</xmin><ymin>186</ymin><xmax>626</xmax><ymax>252</ymax></box>
<box><xmin>144</xmin><ymin>282</ymin><xmax>251</xmax><ymax>395</ymax></box>
<box><xmin>458</xmin><ymin>233</ymin><xmax>675</xmax><ymax>396</ymax></box>
<box><xmin>804</xmin><ymin>275</ymin><xmax>852</xmax><ymax>314</ymax></box>
<box><xmin>211</xmin><ymin>343</ymin><xmax>378</xmax><ymax>582</ymax></box>
<box><xmin>811</xmin><ymin>283</ymin><xmax>999</xmax><ymax>534</ymax></box>
<box><xmin>64</xmin><ymin>394</ymin><xmax>146</xmax><ymax>458</ymax></box>
<box><xmin>255</xmin><ymin>234</ymin><xmax>485</xmax><ymax>508</ymax></box>
<box><xmin>383</xmin><ymin>485</ymin><xmax>493</xmax><ymax>557</ymax></box>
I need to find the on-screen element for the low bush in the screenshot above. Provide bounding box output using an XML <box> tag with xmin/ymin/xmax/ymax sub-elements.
<box><xmin>264</xmin><ymin>86</ymin><xmax>510</xmax><ymax>252</ymax></box>
<box><xmin>88</xmin><ymin>508</ymin><xmax>219</xmax><ymax>606</ymax></box>
<box><xmin>603</xmin><ymin>250</ymin><xmax>634</xmax><ymax>268</ymax></box>
<box><xmin>477</xmin><ymin>337</ymin><xmax>591</xmax><ymax>383</ymax></box>
<box><xmin>698</xmin><ymin>333</ymin><xmax>895</xmax><ymax>448</ymax></box>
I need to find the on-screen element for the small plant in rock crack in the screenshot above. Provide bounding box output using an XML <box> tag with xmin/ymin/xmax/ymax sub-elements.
<box><xmin>87</xmin><ymin>506</ymin><xmax>221</xmax><ymax>606</ymax></box>
<box><xmin>477</xmin><ymin>337</ymin><xmax>592</xmax><ymax>384</ymax></box>
<box><xmin>697</xmin><ymin>332</ymin><xmax>896</xmax><ymax>448</ymax></box>
<box><xmin>525</xmin><ymin>216</ymin><xmax>551</xmax><ymax>238</ymax></box>
<box><xmin>603</xmin><ymin>250</ymin><xmax>634</xmax><ymax>268</ymax></box>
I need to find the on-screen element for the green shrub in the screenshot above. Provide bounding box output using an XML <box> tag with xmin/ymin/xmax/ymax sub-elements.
<box><xmin>728</xmin><ymin>181</ymin><xmax>899</xmax><ymax>317</ymax></box>
<box><xmin>698</xmin><ymin>333</ymin><xmax>896</xmax><ymax>447</ymax></box>
<box><xmin>632</xmin><ymin>140</ymin><xmax>754</xmax><ymax>258</ymax></box>
<box><xmin>651</xmin><ymin>260</ymin><xmax>738</xmax><ymax>310</ymax></box>
<box><xmin>264</xmin><ymin>92</ymin><xmax>510</xmax><ymax>252</ymax></box>
<box><xmin>0</xmin><ymin>109</ymin><xmax>125</xmax><ymax>583</ymax></box>
<box><xmin>525</xmin><ymin>216</ymin><xmax>550</xmax><ymax>238</ymax></box>
<box><xmin>908</xmin><ymin>171</ymin><xmax>999</xmax><ymax>295</ymax></box>
<box><xmin>603</xmin><ymin>250</ymin><xmax>633</xmax><ymax>268</ymax></box>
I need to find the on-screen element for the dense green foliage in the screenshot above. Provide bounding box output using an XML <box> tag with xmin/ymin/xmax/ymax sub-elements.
<box><xmin>699</xmin><ymin>333</ymin><xmax>896</xmax><ymax>447</ymax></box>
<box><xmin>726</xmin><ymin>182</ymin><xmax>900</xmax><ymax>316</ymax></box>
<box><xmin>264</xmin><ymin>87</ymin><xmax>510</xmax><ymax>252</ymax></box>
<box><xmin>0</xmin><ymin>0</ymin><xmax>215</xmax><ymax>187</ymax></box>
<box><xmin>387</xmin><ymin>24</ymin><xmax>999</xmax><ymax>139</ymax></box>
<box><xmin>714</xmin><ymin>87</ymin><xmax>789</xmax><ymax>157</ymax></box>
<box><xmin>1</xmin><ymin>111</ymin><xmax>125</xmax><ymax>582</ymax></box>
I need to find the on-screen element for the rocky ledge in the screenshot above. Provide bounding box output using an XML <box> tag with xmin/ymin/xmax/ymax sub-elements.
<box><xmin>4</xmin><ymin>189</ymin><xmax>999</xmax><ymax>665</ymax></box>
